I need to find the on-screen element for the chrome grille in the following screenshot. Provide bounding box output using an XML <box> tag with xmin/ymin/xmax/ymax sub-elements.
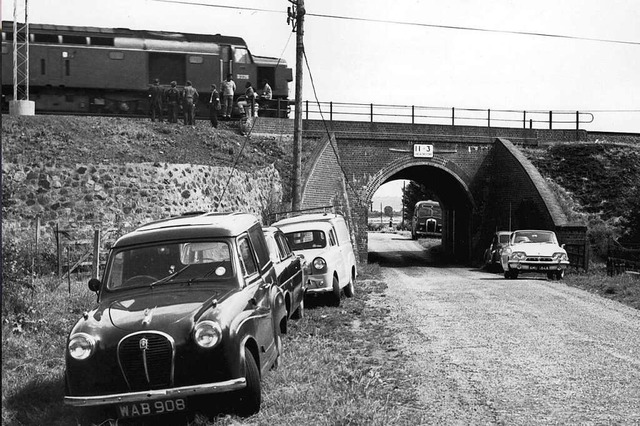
<box><xmin>118</xmin><ymin>332</ymin><xmax>174</xmax><ymax>391</ymax></box>
<box><xmin>526</xmin><ymin>256</ymin><xmax>552</xmax><ymax>262</ymax></box>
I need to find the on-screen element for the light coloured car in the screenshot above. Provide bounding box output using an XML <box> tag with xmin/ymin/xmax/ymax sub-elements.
<box><xmin>272</xmin><ymin>213</ymin><xmax>357</xmax><ymax>306</ymax></box>
<box><xmin>500</xmin><ymin>229</ymin><xmax>570</xmax><ymax>279</ymax></box>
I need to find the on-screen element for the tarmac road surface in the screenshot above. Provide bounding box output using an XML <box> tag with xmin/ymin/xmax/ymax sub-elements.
<box><xmin>367</xmin><ymin>232</ymin><xmax>640</xmax><ymax>425</ymax></box>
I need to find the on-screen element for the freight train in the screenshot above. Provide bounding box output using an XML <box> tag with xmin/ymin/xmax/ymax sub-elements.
<box><xmin>1</xmin><ymin>22</ymin><xmax>293</xmax><ymax>117</ymax></box>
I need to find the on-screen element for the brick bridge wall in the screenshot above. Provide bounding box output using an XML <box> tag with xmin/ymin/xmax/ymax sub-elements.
<box><xmin>297</xmin><ymin>119</ymin><xmax>587</xmax><ymax>264</ymax></box>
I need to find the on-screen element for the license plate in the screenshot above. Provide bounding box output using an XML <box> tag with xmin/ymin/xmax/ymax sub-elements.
<box><xmin>117</xmin><ymin>398</ymin><xmax>187</xmax><ymax>418</ymax></box>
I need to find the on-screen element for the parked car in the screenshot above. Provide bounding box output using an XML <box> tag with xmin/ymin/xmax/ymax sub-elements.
<box><xmin>483</xmin><ymin>231</ymin><xmax>511</xmax><ymax>271</ymax></box>
<box><xmin>272</xmin><ymin>213</ymin><xmax>357</xmax><ymax>307</ymax></box>
<box><xmin>500</xmin><ymin>229</ymin><xmax>570</xmax><ymax>279</ymax></box>
<box><xmin>64</xmin><ymin>212</ymin><xmax>287</xmax><ymax>422</ymax></box>
<box><xmin>263</xmin><ymin>226</ymin><xmax>306</xmax><ymax>321</ymax></box>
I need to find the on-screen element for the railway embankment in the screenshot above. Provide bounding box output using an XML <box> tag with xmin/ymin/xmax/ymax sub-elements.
<box><xmin>2</xmin><ymin>115</ymin><xmax>293</xmax><ymax>238</ymax></box>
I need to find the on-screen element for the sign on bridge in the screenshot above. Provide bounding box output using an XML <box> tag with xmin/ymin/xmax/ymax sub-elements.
<box><xmin>413</xmin><ymin>144</ymin><xmax>434</xmax><ymax>158</ymax></box>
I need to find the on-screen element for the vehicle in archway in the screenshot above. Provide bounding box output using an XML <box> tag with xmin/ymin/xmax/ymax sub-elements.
<box><xmin>273</xmin><ymin>213</ymin><xmax>357</xmax><ymax>307</ymax></box>
<box><xmin>500</xmin><ymin>230</ymin><xmax>570</xmax><ymax>280</ymax></box>
<box><xmin>411</xmin><ymin>200</ymin><xmax>442</xmax><ymax>239</ymax></box>
<box><xmin>483</xmin><ymin>231</ymin><xmax>511</xmax><ymax>271</ymax></box>
<box><xmin>64</xmin><ymin>212</ymin><xmax>287</xmax><ymax>422</ymax></box>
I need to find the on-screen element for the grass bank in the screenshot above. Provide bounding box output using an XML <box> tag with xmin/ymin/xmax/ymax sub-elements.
<box><xmin>1</xmin><ymin>265</ymin><xmax>427</xmax><ymax>426</ymax></box>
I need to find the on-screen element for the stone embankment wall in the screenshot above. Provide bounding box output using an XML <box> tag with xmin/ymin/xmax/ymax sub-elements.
<box><xmin>2</xmin><ymin>161</ymin><xmax>282</xmax><ymax>238</ymax></box>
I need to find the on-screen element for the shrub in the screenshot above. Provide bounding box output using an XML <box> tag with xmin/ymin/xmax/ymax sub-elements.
<box><xmin>2</xmin><ymin>228</ymin><xmax>59</xmax><ymax>316</ymax></box>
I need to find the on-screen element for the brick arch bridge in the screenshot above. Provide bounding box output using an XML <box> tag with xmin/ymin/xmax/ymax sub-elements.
<box><xmin>290</xmin><ymin>119</ymin><xmax>588</xmax><ymax>265</ymax></box>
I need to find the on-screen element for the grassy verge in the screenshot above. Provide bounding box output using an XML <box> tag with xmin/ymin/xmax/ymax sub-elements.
<box><xmin>2</xmin><ymin>265</ymin><xmax>427</xmax><ymax>425</ymax></box>
<box><xmin>564</xmin><ymin>264</ymin><xmax>640</xmax><ymax>311</ymax></box>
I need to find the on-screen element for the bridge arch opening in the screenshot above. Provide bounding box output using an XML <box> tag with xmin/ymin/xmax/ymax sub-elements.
<box><xmin>366</xmin><ymin>164</ymin><xmax>475</xmax><ymax>263</ymax></box>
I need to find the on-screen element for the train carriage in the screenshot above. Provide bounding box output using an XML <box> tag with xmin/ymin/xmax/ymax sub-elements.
<box><xmin>1</xmin><ymin>21</ymin><xmax>292</xmax><ymax>117</ymax></box>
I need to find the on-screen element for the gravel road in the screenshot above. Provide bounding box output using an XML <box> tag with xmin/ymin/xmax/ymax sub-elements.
<box><xmin>368</xmin><ymin>232</ymin><xmax>640</xmax><ymax>425</ymax></box>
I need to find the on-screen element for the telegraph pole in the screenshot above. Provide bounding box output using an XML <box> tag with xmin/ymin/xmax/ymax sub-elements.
<box><xmin>288</xmin><ymin>0</ymin><xmax>305</xmax><ymax>212</ymax></box>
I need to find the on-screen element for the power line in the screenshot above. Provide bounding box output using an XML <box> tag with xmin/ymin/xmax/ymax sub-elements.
<box><xmin>149</xmin><ymin>0</ymin><xmax>640</xmax><ymax>46</ymax></box>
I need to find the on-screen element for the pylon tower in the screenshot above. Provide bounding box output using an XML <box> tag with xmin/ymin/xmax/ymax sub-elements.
<box><xmin>10</xmin><ymin>0</ymin><xmax>35</xmax><ymax>115</ymax></box>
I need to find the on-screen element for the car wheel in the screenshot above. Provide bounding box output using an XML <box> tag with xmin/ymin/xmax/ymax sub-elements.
<box><xmin>331</xmin><ymin>275</ymin><xmax>341</xmax><ymax>307</ymax></box>
<box><xmin>291</xmin><ymin>297</ymin><xmax>304</xmax><ymax>319</ymax></box>
<box><xmin>556</xmin><ymin>270</ymin><xmax>565</xmax><ymax>280</ymax></box>
<box><xmin>504</xmin><ymin>270</ymin><xmax>518</xmax><ymax>279</ymax></box>
<box><xmin>344</xmin><ymin>273</ymin><xmax>355</xmax><ymax>298</ymax></box>
<box><xmin>236</xmin><ymin>348</ymin><xmax>261</xmax><ymax>417</ymax></box>
<box><xmin>547</xmin><ymin>272</ymin><xmax>556</xmax><ymax>280</ymax></box>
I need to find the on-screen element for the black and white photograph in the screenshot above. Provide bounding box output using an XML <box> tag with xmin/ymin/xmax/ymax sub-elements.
<box><xmin>2</xmin><ymin>1</ymin><xmax>639</xmax><ymax>425</ymax></box>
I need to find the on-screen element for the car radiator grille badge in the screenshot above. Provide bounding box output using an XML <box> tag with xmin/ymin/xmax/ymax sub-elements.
<box><xmin>118</xmin><ymin>332</ymin><xmax>174</xmax><ymax>391</ymax></box>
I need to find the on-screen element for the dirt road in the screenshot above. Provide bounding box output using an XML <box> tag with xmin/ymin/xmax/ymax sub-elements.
<box><xmin>368</xmin><ymin>232</ymin><xmax>640</xmax><ymax>425</ymax></box>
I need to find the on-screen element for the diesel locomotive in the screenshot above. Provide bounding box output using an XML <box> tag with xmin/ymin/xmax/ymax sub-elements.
<box><xmin>1</xmin><ymin>21</ymin><xmax>293</xmax><ymax>117</ymax></box>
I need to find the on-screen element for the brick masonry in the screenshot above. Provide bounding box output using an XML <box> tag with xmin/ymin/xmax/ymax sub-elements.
<box><xmin>298</xmin><ymin>120</ymin><xmax>589</xmax><ymax>265</ymax></box>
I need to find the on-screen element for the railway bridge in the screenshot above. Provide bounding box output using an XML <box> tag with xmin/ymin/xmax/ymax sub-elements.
<box><xmin>254</xmin><ymin>116</ymin><xmax>601</xmax><ymax>266</ymax></box>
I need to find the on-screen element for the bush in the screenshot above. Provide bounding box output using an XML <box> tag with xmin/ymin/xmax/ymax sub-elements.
<box><xmin>2</xmin><ymin>228</ymin><xmax>59</xmax><ymax>316</ymax></box>
<box><xmin>367</xmin><ymin>222</ymin><xmax>383</xmax><ymax>231</ymax></box>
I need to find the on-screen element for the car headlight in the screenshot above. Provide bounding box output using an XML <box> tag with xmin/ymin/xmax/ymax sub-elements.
<box><xmin>552</xmin><ymin>252</ymin><xmax>568</xmax><ymax>262</ymax></box>
<box><xmin>68</xmin><ymin>333</ymin><xmax>96</xmax><ymax>360</ymax></box>
<box><xmin>312</xmin><ymin>257</ymin><xmax>327</xmax><ymax>272</ymax></box>
<box><xmin>194</xmin><ymin>321</ymin><xmax>222</xmax><ymax>348</ymax></box>
<box><xmin>511</xmin><ymin>252</ymin><xmax>526</xmax><ymax>261</ymax></box>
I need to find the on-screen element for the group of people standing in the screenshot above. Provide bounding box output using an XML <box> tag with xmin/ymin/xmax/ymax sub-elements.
<box><xmin>148</xmin><ymin>75</ymin><xmax>273</xmax><ymax>128</ymax></box>
<box><xmin>148</xmin><ymin>79</ymin><xmax>199</xmax><ymax>125</ymax></box>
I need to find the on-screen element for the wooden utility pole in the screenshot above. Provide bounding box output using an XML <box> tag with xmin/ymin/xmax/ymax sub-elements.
<box><xmin>288</xmin><ymin>0</ymin><xmax>305</xmax><ymax>212</ymax></box>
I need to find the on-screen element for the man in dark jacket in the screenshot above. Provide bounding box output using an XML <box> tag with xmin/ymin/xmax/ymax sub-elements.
<box><xmin>165</xmin><ymin>81</ymin><xmax>181</xmax><ymax>124</ymax></box>
<box><xmin>148</xmin><ymin>78</ymin><xmax>164</xmax><ymax>122</ymax></box>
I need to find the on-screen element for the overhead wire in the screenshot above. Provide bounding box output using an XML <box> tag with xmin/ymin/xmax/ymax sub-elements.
<box><xmin>150</xmin><ymin>0</ymin><xmax>640</xmax><ymax>46</ymax></box>
<box><xmin>216</xmin><ymin>30</ymin><xmax>294</xmax><ymax>210</ymax></box>
<box><xmin>302</xmin><ymin>47</ymin><xmax>360</xmax><ymax>197</ymax></box>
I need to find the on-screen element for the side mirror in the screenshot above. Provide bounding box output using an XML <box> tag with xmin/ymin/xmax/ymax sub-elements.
<box><xmin>88</xmin><ymin>278</ymin><xmax>101</xmax><ymax>292</ymax></box>
<box><xmin>561</xmin><ymin>243</ymin><xmax>566</xmax><ymax>249</ymax></box>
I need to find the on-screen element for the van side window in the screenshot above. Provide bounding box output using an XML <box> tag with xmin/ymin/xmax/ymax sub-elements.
<box><xmin>248</xmin><ymin>226</ymin><xmax>270</xmax><ymax>270</ymax></box>
<box><xmin>275</xmin><ymin>233</ymin><xmax>292</xmax><ymax>258</ymax></box>
<box><xmin>329</xmin><ymin>229</ymin><xmax>337</xmax><ymax>246</ymax></box>
<box><xmin>238</xmin><ymin>237</ymin><xmax>257</xmax><ymax>277</ymax></box>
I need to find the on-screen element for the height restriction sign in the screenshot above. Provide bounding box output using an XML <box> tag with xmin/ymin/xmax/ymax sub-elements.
<box><xmin>413</xmin><ymin>144</ymin><xmax>434</xmax><ymax>158</ymax></box>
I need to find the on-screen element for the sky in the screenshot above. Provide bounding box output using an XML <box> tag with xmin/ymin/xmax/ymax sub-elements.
<box><xmin>3</xmin><ymin>0</ymin><xmax>639</xmax><ymax>203</ymax></box>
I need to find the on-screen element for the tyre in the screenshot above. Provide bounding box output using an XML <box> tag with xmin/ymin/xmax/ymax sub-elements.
<box><xmin>344</xmin><ymin>273</ymin><xmax>355</xmax><ymax>298</ymax></box>
<box><xmin>547</xmin><ymin>272</ymin><xmax>555</xmax><ymax>280</ymax></box>
<box><xmin>291</xmin><ymin>297</ymin><xmax>304</xmax><ymax>319</ymax></box>
<box><xmin>330</xmin><ymin>275</ymin><xmax>341</xmax><ymax>307</ymax></box>
<box><xmin>555</xmin><ymin>269</ymin><xmax>565</xmax><ymax>280</ymax></box>
<box><xmin>236</xmin><ymin>348</ymin><xmax>261</xmax><ymax>417</ymax></box>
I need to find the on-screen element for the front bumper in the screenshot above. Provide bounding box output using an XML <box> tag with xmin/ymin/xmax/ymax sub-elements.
<box><xmin>506</xmin><ymin>261</ymin><xmax>569</xmax><ymax>271</ymax></box>
<box><xmin>305</xmin><ymin>274</ymin><xmax>332</xmax><ymax>294</ymax></box>
<box><xmin>64</xmin><ymin>378</ymin><xmax>246</xmax><ymax>407</ymax></box>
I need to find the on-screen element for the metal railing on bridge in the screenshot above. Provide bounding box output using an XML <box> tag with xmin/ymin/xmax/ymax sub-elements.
<box><xmin>296</xmin><ymin>101</ymin><xmax>594</xmax><ymax>130</ymax></box>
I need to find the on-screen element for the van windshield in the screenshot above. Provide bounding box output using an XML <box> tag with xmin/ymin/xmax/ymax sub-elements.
<box><xmin>284</xmin><ymin>230</ymin><xmax>326</xmax><ymax>250</ymax></box>
<box><xmin>105</xmin><ymin>240</ymin><xmax>234</xmax><ymax>290</ymax></box>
